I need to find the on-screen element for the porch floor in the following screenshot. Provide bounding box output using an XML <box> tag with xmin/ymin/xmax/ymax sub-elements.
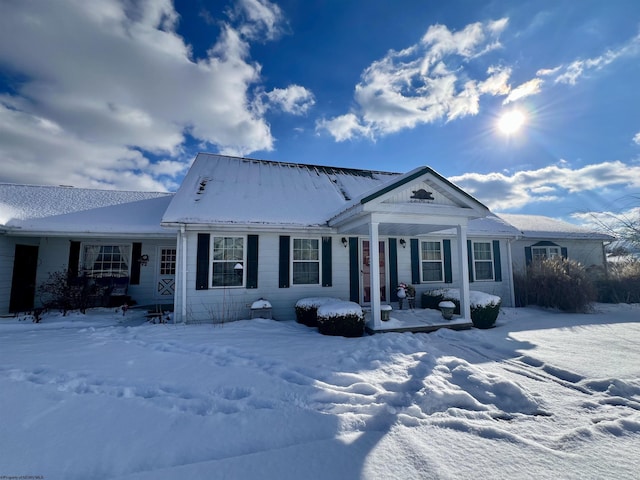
<box><xmin>364</xmin><ymin>307</ymin><xmax>473</xmax><ymax>334</ymax></box>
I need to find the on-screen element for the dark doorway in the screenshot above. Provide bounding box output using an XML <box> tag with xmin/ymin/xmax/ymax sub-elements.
<box><xmin>9</xmin><ymin>244</ymin><xmax>39</xmax><ymax>313</ymax></box>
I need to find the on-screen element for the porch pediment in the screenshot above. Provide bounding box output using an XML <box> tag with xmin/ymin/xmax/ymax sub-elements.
<box><xmin>328</xmin><ymin>166</ymin><xmax>490</xmax><ymax>235</ymax></box>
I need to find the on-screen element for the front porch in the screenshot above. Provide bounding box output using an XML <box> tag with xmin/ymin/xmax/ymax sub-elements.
<box><xmin>364</xmin><ymin>307</ymin><xmax>473</xmax><ymax>334</ymax></box>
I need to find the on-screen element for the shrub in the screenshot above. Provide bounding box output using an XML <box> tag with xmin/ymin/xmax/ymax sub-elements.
<box><xmin>596</xmin><ymin>258</ymin><xmax>640</xmax><ymax>303</ymax></box>
<box><xmin>295</xmin><ymin>297</ymin><xmax>342</xmax><ymax>327</ymax></box>
<box><xmin>37</xmin><ymin>270</ymin><xmax>98</xmax><ymax>315</ymax></box>
<box><xmin>421</xmin><ymin>288</ymin><xmax>501</xmax><ymax>329</ymax></box>
<box><xmin>316</xmin><ymin>301</ymin><xmax>365</xmax><ymax>337</ymax></box>
<box><xmin>515</xmin><ymin>257</ymin><xmax>596</xmax><ymax>312</ymax></box>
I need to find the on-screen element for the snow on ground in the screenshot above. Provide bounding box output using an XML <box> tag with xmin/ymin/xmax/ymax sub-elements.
<box><xmin>1</xmin><ymin>304</ymin><xmax>639</xmax><ymax>480</ymax></box>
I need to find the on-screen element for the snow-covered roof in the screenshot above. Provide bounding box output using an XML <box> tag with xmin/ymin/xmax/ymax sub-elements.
<box><xmin>162</xmin><ymin>153</ymin><xmax>400</xmax><ymax>227</ymax></box>
<box><xmin>434</xmin><ymin>214</ymin><xmax>521</xmax><ymax>238</ymax></box>
<box><xmin>498</xmin><ymin>213</ymin><xmax>614</xmax><ymax>241</ymax></box>
<box><xmin>0</xmin><ymin>183</ymin><xmax>174</xmax><ymax>236</ymax></box>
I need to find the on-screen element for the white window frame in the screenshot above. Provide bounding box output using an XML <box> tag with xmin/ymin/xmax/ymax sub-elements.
<box><xmin>81</xmin><ymin>243</ymin><xmax>132</xmax><ymax>278</ymax></box>
<box><xmin>532</xmin><ymin>246</ymin><xmax>561</xmax><ymax>261</ymax></box>
<box><xmin>472</xmin><ymin>241</ymin><xmax>495</xmax><ymax>281</ymax></box>
<box><xmin>210</xmin><ymin>236</ymin><xmax>246</xmax><ymax>288</ymax></box>
<box><xmin>291</xmin><ymin>237</ymin><xmax>321</xmax><ymax>286</ymax></box>
<box><xmin>158</xmin><ymin>247</ymin><xmax>177</xmax><ymax>276</ymax></box>
<box><xmin>420</xmin><ymin>240</ymin><xmax>444</xmax><ymax>283</ymax></box>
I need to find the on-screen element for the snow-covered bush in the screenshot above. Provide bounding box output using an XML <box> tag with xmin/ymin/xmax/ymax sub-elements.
<box><xmin>421</xmin><ymin>288</ymin><xmax>501</xmax><ymax>329</ymax></box>
<box><xmin>316</xmin><ymin>301</ymin><xmax>365</xmax><ymax>337</ymax></box>
<box><xmin>295</xmin><ymin>297</ymin><xmax>342</xmax><ymax>327</ymax></box>
<box><xmin>517</xmin><ymin>257</ymin><xmax>595</xmax><ymax>312</ymax></box>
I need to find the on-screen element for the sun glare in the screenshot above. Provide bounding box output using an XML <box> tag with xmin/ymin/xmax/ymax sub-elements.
<box><xmin>497</xmin><ymin>109</ymin><xmax>526</xmax><ymax>135</ymax></box>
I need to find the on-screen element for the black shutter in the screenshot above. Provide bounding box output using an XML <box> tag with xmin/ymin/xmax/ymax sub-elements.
<box><xmin>389</xmin><ymin>238</ymin><xmax>399</xmax><ymax>301</ymax></box>
<box><xmin>279</xmin><ymin>236</ymin><xmax>290</xmax><ymax>288</ymax></box>
<box><xmin>348</xmin><ymin>237</ymin><xmax>359</xmax><ymax>302</ymax></box>
<box><xmin>196</xmin><ymin>233</ymin><xmax>210</xmax><ymax>290</ymax></box>
<box><xmin>561</xmin><ymin>247</ymin><xmax>568</xmax><ymax>259</ymax></box>
<box><xmin>492</xmin><ymin>240</ymin><xmax>502</xmax><ymax>282</ymax></box>
<box><xmin>525</xmin><ymin>246</ymin><xmax>533</xmax><ymax>266</ymax></box>
<box><xmin>246</xmin><ymin>235</ymin><xmax>259</xmax><ymax>289</ymax></box>
<box><xmin>130</xmin><ymin>242</ymin><xmax>142</xmax><ymax>285</ymax></box>
<box><xmin>467</xmin><ymin>240</ymin><xmax>474</xmax><ymax>282</ymax></box>
<box><xmin>68</xmin><ymin>241</ymin><xmax>80</xmax><ymax>278</ymax></box>
<box><xmin>443</xmin><ymin>239</ymin><xmax>452</xmax><ymax>283</ymax></box>
<box><xmin>322</xmin><ymin>236</ymin><xmax>332</xmax><ymax>287</ymax></box>
<box><xmin>410</xmin><ymin>239</ymin><xmax>420</xmax><ymax>284</ymax></box>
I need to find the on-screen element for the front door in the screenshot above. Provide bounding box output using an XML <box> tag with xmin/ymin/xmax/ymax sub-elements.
<box><xmin>155</xmin><ymin>246</ymin><xmax>176</xmax><ymax>300</ymax></box>
<box><xmin>361</xmin><ymin>240</ymin><xmax>386</xmax><ymax>304</ymax></box>
<box><xmin>9</xmin><ymin>244</ymin><xmax>39</xmax><ymax>313</ymax></box>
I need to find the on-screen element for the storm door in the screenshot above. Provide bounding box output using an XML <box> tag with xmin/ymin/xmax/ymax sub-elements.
<box><xmin>361</xmin><ymin>240</ymin><xmax>386</xmax><ymax>304</ymax></box>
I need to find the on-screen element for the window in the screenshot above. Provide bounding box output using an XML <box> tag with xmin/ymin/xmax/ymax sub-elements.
<box><xmin>532</xmin><ymin>246</ymin><xmax>561</xmax><ymax>261</ymax></box>
<box><xmin>472</xmin><ymin>242</ymin><xmax>494</xmax><ymax>281</ymax></box>
<box><xmin>292</xmin><ymin>238</ymin><xmax>320</xmax><ymax>285</ymax></box>
<box><xmin>159</xmin><ymin>248</ymin><xmax>176</xmax><ymax>275</ymax></box>
<box><xmin>421</xmin><ymin>241</ymin><xmax>443</xmax><ymax>282</ymax></box>
<box><xmin>211</xmin><ymin>236</ymin><xmax>244</xmax><ymax>287</ymax></box>
<box><xmin>82</xmin><ymin>244</ymin><xmax>131</xmax><ymax>278</ymax></box>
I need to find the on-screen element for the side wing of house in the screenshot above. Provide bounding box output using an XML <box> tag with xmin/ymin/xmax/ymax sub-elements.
<box><xmin>0</xmin><ymin>235</ymin><xmax>178</xmax><ymax>314</ymax></box>
<box><xmin>511</xmin><ymin>238</ymin><xmax>609</xmax><ymax>275</ymax></box>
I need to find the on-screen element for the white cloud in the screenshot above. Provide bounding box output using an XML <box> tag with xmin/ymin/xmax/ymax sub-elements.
<box><xmin>553</xmin><ymin>32</ymin><xmax>640</xmax><ymax>85</ymax></box>
<box><xmin>229</xmin><ymin>0</ymin><xmax>286</xmax><ymax>41</ymax></box>
<box><xmin>316</xmin><ymin>114</ymin><xmax>372</xmax><ymax>142</ymax></box>
<box><xmin>0</xmin><ymin>0</ymin><xmax>305</xmax><ymax>190</ymax></box>
<box><xmin>263</xmin><ymin>85</ymin><xmax>315</xmax><ymax>115</ymax></box>
<box><xmin>450</xmin><ymin>161</ymin><xmax>640</xmax><ymax>211</ymax></box>
<box><xmin>633</xmin><ymin>132</ymin><xmax>640</xmax><ymax>145</ymax></box>
<box><xmin>503</xmin><ymin>78</ymin><xmax>543</xmax><ymax>104</ymax></box>
<box><xmin>318</xmin><ymin>19</ymin><xmax>509</xmax><ymax>141</ymax></box>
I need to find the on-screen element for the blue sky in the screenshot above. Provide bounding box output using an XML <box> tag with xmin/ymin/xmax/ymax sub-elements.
<box><xmin>1</xmin><ymin>0</ymin><xmax>639</xmax><ymax>225</ymax></box>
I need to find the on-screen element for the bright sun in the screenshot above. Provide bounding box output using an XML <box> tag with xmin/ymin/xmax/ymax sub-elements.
<box><xmin>497</xmin><ymin>109</ymin><xmax>526</xmax><ymax>134</ymax></box>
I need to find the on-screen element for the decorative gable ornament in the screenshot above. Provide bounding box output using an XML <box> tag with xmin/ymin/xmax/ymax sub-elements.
<box><xmin>410</xmin><ymin>189</ymin><xmax>435</xmax><ymax>201</ymax></box>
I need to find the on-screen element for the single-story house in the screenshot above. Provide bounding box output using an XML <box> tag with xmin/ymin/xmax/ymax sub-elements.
<box><xmin>0</xmin><ymin>154</ymin><xmax>614</xmax><ymax>327</ymax></box>
<box><xmin>0</xmin><ymin>184</ymin><xmax>176</xmax><ymax>314</ymax></box>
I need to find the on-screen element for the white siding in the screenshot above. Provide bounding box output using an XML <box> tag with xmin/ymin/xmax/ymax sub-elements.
<box><xmin>511</xmin><ymin>238</ymin><xmax>607</xmax><ymax>273</ymax></box>
<box><xmin>177</xmin><ymin>232</ymin><xmax>515</xmax><ymax>324</ymax></box>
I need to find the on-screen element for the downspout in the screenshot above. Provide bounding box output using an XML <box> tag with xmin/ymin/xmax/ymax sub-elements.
<box><xmin>181</xmin><ymin>225</ymin><xmax>187</xmax><ymax>323</ymax></box>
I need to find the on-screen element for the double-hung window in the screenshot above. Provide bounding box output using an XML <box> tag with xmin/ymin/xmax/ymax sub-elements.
<box><xmin>82</xmin><ymin>244</ymin><xmax>131</xmax><ymax>278</ymax></box>
<box><xmin>292</xmin><ymin>238</ymin><xmax>320</xmax><ymax>285</ymax></box>
<box><xmin>421</xmin><ymin>241</ymin><xmax>443</xmax><ymax>282</ymax></box>
<box><xmin>211</xmin><ymin>236</ymin><xmax>244</xmax><ymax>287</ymax></box>
<box><xmin>532</xmin><ymin>246</ymin><xmax>561</xmax><ymax>261</ymax></box>
<box><xmin>472</xmin><ymin>242</ymin><xmax>494</xmax><ymax>281</ymax></box>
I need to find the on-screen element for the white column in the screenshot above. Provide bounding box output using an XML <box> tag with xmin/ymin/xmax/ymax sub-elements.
<box><xmin>457</xmin><ymin>224</ymin><xmax>471</xmax><ymax>321</ymax></box>
<box><xmin>369</xmin><ymin>221</ymin><xmax>381</xmax><ymax>329</ymax></box>
<box><xmin>180</xmin><ymin>225</ymin><xmax>188</xmax><ymax>323</ymax></box>
<box><xmin>507</xmin><ymin>239</ymin><xmax>516</xmax><ymax>308</ymax></box>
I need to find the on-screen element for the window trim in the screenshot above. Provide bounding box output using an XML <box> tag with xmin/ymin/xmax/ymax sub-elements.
<box><xmin>471</xmin><ymin>241</ymin><xmax>495</xmax><ymax>282</ymax></box>
<box><xmin>420</xmin><ymin>240</ymin><xmax>444</xmax><ymax>283</ymax></box>
<box><xmin>532</xmin><ymin>246</ymin><xmax>561</xmax><ymax>261</ymax></box>
<box><xmin>209</xmin><ymin>235</ymin><xmax>246</xmax><ymax>288</ymax></box>
<box><xmin>81</xmin><ymin>243</ymin><xmax>132</xmax><ymax>278</ymax></box>
<box><xmin>158</xmin><ymin>246</ymin><xmax>177</xmax><ymax>276</ymax></box>
<box><xmin>291</xmin><ymin>237</ymin><xmax>321</xmax><ymax>286</ymax></box>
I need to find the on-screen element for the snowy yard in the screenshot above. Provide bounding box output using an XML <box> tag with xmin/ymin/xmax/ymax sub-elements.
<box><xmin>1</xmin><ymin>304</ymin><xmax>639</xmax><ymax>480</ymax></box>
